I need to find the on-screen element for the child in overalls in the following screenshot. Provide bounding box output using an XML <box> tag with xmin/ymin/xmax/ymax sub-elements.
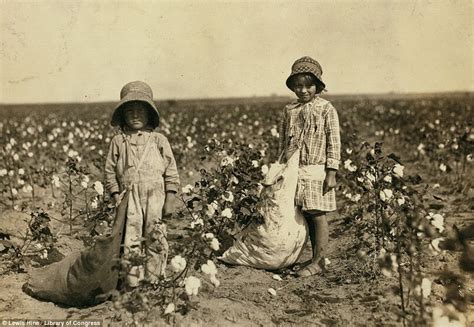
<box><xmin>105</xmin><ymin>81</ymin><xmax>180</xmax><ymax>286</ymax></box>
<box><xmin>278</xmin><ymin>57</ymin><xmax>341</xmax><ymax>277</ymax></box>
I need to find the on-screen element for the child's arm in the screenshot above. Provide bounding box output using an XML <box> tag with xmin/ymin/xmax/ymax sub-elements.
<box><xmin>277</xmin><ymin>108</ymin><xmax>287</xmax><ymax>162</ymax></box>
<box><xmin>158</xmin><ymin>135</ymin><xmax>180</xmax><ymax>217</ymax></box>
<box><xmin>159</xmin><ymin>137</ymin><xmax>180</xmax><ymax>193</ymax></box>
<box><xmin>323</xmin><ymin>169</ymin><xmax>337</xmax><ymax>195</ymax></box>
<box><xmin>104</xmin><ymin>136</ymin><xmax>121</xmax><ymax>200</ymax></box>
<box><xmin>324</xmin><ymin>103</ymin><xmax>341</xmax><ymax>170</ymax></box>
<box><xmin>323</xmin><ymin>104</ymin><xmax>341</xmax><ymax>194</ymax></box>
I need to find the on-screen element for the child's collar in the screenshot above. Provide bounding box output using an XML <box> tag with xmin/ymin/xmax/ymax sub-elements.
<box><xmin>122</xmin><ymin>126</ymin><xmax>154</xmax><ymax>135</ymax></box>
<box><xmin>288</xmin><ymin>96</ymin><xmax>320</xmax><ymax>109</ymax></box>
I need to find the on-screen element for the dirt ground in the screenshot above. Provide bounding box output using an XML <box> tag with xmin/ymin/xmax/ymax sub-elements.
<box><xmin>1</xmin><ymin>188</ymin><xmax>472</xmax><ymax>326</ymax></box>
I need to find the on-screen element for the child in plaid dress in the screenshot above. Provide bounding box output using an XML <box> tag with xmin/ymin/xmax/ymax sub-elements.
<box><xmin>278</xmin><ymin>57</ymin><xmax>341</xmax><ymax>277</ymax></box>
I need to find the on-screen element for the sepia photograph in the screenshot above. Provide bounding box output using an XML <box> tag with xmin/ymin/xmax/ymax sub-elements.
<box><xmin>0</xmin><ymin>0</ymin><xmax>472</xmax><ymax>326</ymax></box>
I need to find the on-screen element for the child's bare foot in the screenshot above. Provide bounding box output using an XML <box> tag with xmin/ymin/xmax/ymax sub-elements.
<box><xmin>296</xmin><ymin>262</ymin><xmax>323</xmax><ymax>277</ymax></box>
<box><xmin>291</xmin><ymin>259</ymin><xmax>312</xmax><ymax>272</ymax></box>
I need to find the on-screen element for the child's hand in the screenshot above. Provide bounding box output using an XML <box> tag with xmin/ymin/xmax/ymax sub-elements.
<box><xmin>163</xmin><ymin>192</ymin><xmax>178</xmax><ymax>218</ymax></box>
<box><xmin>113</xmin><ymin>193</ymin><xmax>122</xmax><ymax>206</ymax></box>
<box><xmin>323</xmin><ymin>170</ymin><xmax>337</xmax><ymax>195</ymax></box>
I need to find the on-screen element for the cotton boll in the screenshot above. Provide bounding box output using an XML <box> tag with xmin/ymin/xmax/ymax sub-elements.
<box><xmin>201</xmin><ymin>260</ymin><xmax>218</xmax><ymax>276</ymax></box>
<box><xmin>209</xmin><ymin>275</ymin><xmax>220</xmax><ymax>287</ymax></box>
<box><xmin>380</xmin><ymin>189</ymin><xmax>393</xmax><ymax>202</ymax></box>
<box><xmin>222</xmin><ymin>191</ymin><xmax>234</xmax><ymax>202</ymax></box>
<box><xmin>93</xmin><ymin>181</ymin><xmax>104</xmax><ymax>196</ymax></box>
<box><xmin>170</xmin><ymin>255</ymin><xmax>187</xmax><ymax>273</ymax></box>
<box><xmin>184</xmin><ymin>276</ymin><xmax>201</xmax><ymax>296</ymax></box>
<box><xmin>164</xmin><ymin>303</ymin><xmax>175</xmax><ymax>314</ymax></box>
<box><xmin>210</xmin><ymin>238</ymin><xmax>220</xmax><ymax>251</ymax></box>
<box><xmin>182</xmin><ymin>184</ymin><xmax>193</xmax><ymax>194</ymax></box>
<box><xmin>221</xmin><ymin>208</ymin><xmax>233</xmax><ymax>218</ymax></box>
<box><xmin>272</xmin><ymin>274</ymin><xmax>283</xmax><ymax>281</ymax></box>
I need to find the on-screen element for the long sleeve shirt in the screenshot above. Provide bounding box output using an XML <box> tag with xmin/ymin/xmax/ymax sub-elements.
<box><xmin>277</xmin><ymin>96</ymin><xmax>341</xmax><ymax>170</ymax></box>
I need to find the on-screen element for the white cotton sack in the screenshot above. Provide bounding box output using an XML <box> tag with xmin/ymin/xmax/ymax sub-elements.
<box><xmin>219</xmin><ymin>150</ymin><xmax>308</xmax><ymax>270</ymax></box>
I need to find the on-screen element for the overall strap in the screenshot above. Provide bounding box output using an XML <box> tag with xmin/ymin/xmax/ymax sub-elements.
<box><xmin>135</xmin><ymin>134</ymin><xmax>154</xmax><ymax>172</ymax></box>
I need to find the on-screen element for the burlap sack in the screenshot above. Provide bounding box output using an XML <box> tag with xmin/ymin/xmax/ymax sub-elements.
<box><xmin>23</xmin><ymin>192</ymin><xmax>129</xmax><ymax>306</ymax></box>
<box><xmin>219</xmin><ymin>150</ymin><xmax>308</xmax><ymax>270</ymax></box>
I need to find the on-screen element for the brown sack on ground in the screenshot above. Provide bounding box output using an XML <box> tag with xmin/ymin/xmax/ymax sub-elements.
<box><xmin>22</xmin><ymin>192</ymin><xmax>129</xmax><ymax>307</ymax></box>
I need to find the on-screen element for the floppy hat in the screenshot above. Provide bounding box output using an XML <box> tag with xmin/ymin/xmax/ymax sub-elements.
<box><xmin>286</xmin><ymin>56</ymin><xmax>326</xmax><ymax>90</ymax></box>
<box><xmin>111</xmin><ymin>81</ymin><xmax>160</xmax><ymax>128</ymax></box>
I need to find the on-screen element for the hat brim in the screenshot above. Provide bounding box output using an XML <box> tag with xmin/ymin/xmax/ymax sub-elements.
<box><xmin>111</xmin><ymin>92</ymin><xmax>160</xmax><ymax>127</ymax></box>
<box><xmin>286</xmin><ymin>72</ymin><xmax>326</xmax><ymax>90</ymax></box>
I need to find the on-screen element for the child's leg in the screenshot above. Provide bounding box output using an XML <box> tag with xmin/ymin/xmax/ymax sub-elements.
<box><xmin>298</xmin><ymin>210</ymin><xmax>329</xmax><ymax>277</ymax></box>
<box><xmin>308</xmin><ymin>211</ymin><xmax>329</xmax><ymax>263</ymax></box>
<box><xmin>145</xmin><ymin>222</ymin><xmax>168</xmax><ymax>283</ymax></box>
<box><xmin>143</xmin><ymin>190</ymin><xmax>167</xmax><ymax>283</ymax></box>
<box><xmin>124</xmin><ymin>190</ymin><xmax>145</xmax><ymax>287</ymax></box>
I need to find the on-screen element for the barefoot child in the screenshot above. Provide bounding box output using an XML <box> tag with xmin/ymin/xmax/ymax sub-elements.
<box><xmin>278</xmin><ymin>57</ymin><xmax>341</xmax><ymax>277</ymax></box>
<box><xmin>105</xmin><ymin>81</ymin><xmax>180</xmax><ymax>286</ymax></box>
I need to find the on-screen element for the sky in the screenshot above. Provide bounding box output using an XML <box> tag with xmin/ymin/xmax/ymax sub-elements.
<box><xmin>0</xmin><ymin>0</ymin><xmax>472</xmax><ymax>103</ymax></box>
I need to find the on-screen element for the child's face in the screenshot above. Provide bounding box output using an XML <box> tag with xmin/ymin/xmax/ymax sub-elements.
<box><xmin>291</xmin><ymin>75</ymin><xmax>317</xmax><ymax>103</ymax></box>
<box><xmin>123</xmin><ymin>102</ymin><xmax>150</xmax><ymax>130</ymax></box>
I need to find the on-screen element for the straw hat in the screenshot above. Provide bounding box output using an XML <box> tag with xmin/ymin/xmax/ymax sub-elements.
<box><xmin>286</xmin><ymin>56</ymin><xmax>326</xmax><ymax>90</ymax></box>
<box><xmin>111</xmin><ymin>81</ymin><xmax>160</xmax><ymax>128</ymax></box>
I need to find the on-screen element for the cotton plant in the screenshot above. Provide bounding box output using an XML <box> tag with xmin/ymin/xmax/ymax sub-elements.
<box><xmin>339</xmin><ymin>141</ymin><xmax>453</xmax><ymax>325</ymax></box>
<box><xmin>176</xmin><ymin>139</ymin><xmax>266</xmax><ymax>265</ymax></box>
<box><xmin>0</xmin><ymin>166</ymin><xmax>17</xmax><ymax>208</ymax></box>
<box><xmin>0</xmin><ymin>209</ymin><xmax>57</xmax><ymax>274</ymax></box>
<box><xmin>135</xmin><ymin>138</ymin><xmax>269</xmax><ymax>320</ymax></box>
<box><xmin>172</xmin><ymin>139</ymin><xmax>267</xmax><ymax>267</ymax></box>
<box><xmin>47</xmin><ymin>157</ymin><xmax>106</xmax><ymax>234</ymax></box>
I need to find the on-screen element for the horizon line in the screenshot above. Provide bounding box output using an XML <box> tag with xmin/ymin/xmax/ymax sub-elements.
<box><xmin>1</xmin><ymin>90</ymin><xmax>472</xmax><ymax>106</ymax></box>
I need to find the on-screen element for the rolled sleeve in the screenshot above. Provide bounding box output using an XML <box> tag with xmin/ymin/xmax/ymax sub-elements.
<box><xmin>105</xmin><ymin>136</ymin><xmax>121</xmax><ymax>195</ymax></box>
<box><xmin>324</xmin><ymin>104</ymin><xmax>341</xmax><ymax>170</ymax></box>
<box><xmin>277</xmin><ymin>108</ymin><xmax>287</xmax><ymax>161</ymax></box>
<box><xmin>158</xmin><ymin>135</ymin><xmax>180</xmax><ymax>192</ymax></box>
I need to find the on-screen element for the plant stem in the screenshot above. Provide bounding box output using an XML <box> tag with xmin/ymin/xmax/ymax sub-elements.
<box><xmin>85</xmin><ymin>190</ymin><xmax>89</xmax><ymax>221</ymax></box>
<box><xmin>396</xmin><ymin>220</ymin><xmax>406</xmax><ymax>327</ymax></box>
<box><xmin>28</xmin><ymin>174</ymin><xmax>35</xmax><ymax>208</ymax></box>
<box><xmin>69</xmin><ymin>174</ymin><xmax>73</xmax><ymax>234</ymax></box>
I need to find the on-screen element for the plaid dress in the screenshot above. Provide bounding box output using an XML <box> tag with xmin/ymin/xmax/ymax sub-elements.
<box><xmin>278</xmin><ymin>97</ymin><xmax>341</xmax><ymax>212</ymax></box>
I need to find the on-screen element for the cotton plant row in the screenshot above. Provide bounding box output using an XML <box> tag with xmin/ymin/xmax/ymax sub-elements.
<box><xmin>1</xmin><ymin>97</ymin><xmax>472</xmax><ymax>206</ymax></box>
<box><xmin>339</xmin><ymin>141</ymin><xmax>468</xmax><ymax>326</ymax></box>
<box><xmin>0</xmin><ymin>153</ymin><xmax>98</xmax><ymax>212</ymax></box>
<box><xmin>338</xmin><ymin>97</ymin><xmax>473</xmax><ymax>194</ymax></box>
<box><xmin>366</xmin><ymin>99</ymin><xmax>473</xmax><ymax>191</ymax></box>
<box><xmin>162</xmin><ymin>103</ymin><xmax>281</xmax><ymax>175</ymax></box>
<box><xmin>0</xmin><ymin>115</ymin><xmax>112</xmax><ymax>210</ymax></box>
<box><xmin>413</xmin><ymin>122</ymin><xmax>473</xmax><ymax>192</ymax></box>
<box><xmin>0</xmin><ymin>103</ymin><xmax>279</xmax><ymax>210</ymax></box>
<box><xmin>0</xmin><ymin>137</ymin><xmax>46</xmax><ymax>208</ymax></box>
